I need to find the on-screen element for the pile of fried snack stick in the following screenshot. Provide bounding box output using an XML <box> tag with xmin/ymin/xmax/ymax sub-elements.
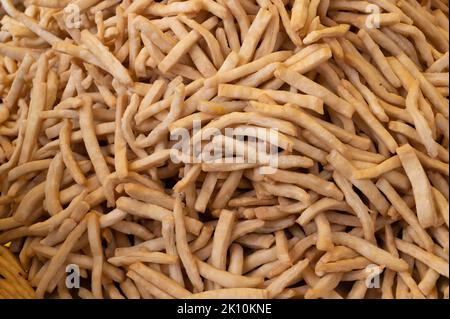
<box><xmin>0</xmin><ymin>0</ymin><xmax>449</xmax><ymax>299</ymax></box>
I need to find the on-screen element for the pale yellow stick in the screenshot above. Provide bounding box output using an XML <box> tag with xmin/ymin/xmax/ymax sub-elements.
<box><xmin>44</xmin><ymin>152</ymin><xmax>64</xmax><ymax>216</ymax></box>
<box><xmin>87</xmin><ymin>212</ymin><xmax>103</xmax><ymax>299</ymax></box>
<box><xmin>79</xmin><ymin>96</ymin><xmax>112</xmax><ymax>205</ymax></box>
<box><xmin>291</xmin><ymin>0</ymin><xmax>309</xmax><ymax>31</ymax></box>
<box><xmin>173</xmin><ymin>195</ymin><xmax>204</xmax><ymax>291</ymax></box>
<box><xmin>405</xmin><ymin>81</ymin><xmax>438</xmax><ymax>158</ymax></box>
<box><xmin>239</xmin><ymin>8</ymin><xmax>272</xmax><ymax>64</ymax></box>
<box><xmin>397</xmin><ymin>144</ymin><xmax>437</xmax><ymax>228</ymax></box>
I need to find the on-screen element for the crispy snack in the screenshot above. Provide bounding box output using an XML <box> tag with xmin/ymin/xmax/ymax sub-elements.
<box><xmin>397</xmin><ymin>144</ymin><xmax>438</xmax><ymax>228</ymax></box>
<box><xmin>210</xmin><ymin>209</ymin><xmax>235</xmax><ymax>289</ymax></box>
<box><xmin>0</xmin><ymin>0</ymin><xmax>448</xmax><ymax>301</ymax></box>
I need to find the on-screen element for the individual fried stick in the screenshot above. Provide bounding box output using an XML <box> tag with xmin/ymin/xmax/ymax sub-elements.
<box><xmin>173</xmin><ymin>194</ymin><xmax>204</xmax><ymax>292</ymax></box>
<box><xmin>86</xmin><ymin>212</ymin><xmax>103</xmax><ymax>299</ymax></box>
<box><xmin>317</xmin><ymin>258</ymin><xmax>371</xmax><ymax>276</ymax></box>
<box><xmin>44</xmin><ymin>152</ymin><xmax>64</xmax><ymax>216</ymax></box>
<box><xmin>3</xmin><ymin>54</ymin><xmax>34</xmax><ymax>109</ymax></box>
<box><xmin>211</xmin><ymin>170</ymin><xmax>243</xmax><ymax>209</ymax></box>
<box><xmin>297</xmin><ymin>198</ymin><xmax>351</xmax><ymax>227</ymax></box>
<box><xmin>123</xmin><ymin>183</ymin><xmax>174</xmax><ymax>210</ymax></box>
<box><xmin>275</xmin><ymin>230</ymin><xmax>292</xmax><ymax>265</ymax></box>
<box><xmin>210</xmin><ymin>209</ymin><xmax>235</xmax><ymax>283</ymax></box>
<box><xmin>260</xmin><ymin>181</ymin><xmax>310</xmax><ymax>203</ymax></box>
<box><xmin>162</xmin><ymin>216</ymin><xmax>185</xmax><ymax>287</ymax></box>
<box><xmin>6</xmin><ymin>159</ymin><xmax>51</xmax><ymax>182</ymax></box>
<box><xmin>79</xmin><ymin>96</ymin><xmax>113</xmax><ymax>205</ymax></box>
<box><xmin>291</xmin><ymin>0</ymin><xmax>309</xmax><ymax>31</ymax></box>
<box><xmin>59</xmin><ymin>119</ymin><xmax>86</xmax><ymax>185</ymax></box>
<box><xmin>315</xmin><ymin>214</ymin><xmax>334</xmax><ymax>252</ymax></box>
<box><xmin>194</xmin><ymin>172</ymin><xmax>219</xmax><ymax>213</ymax></box>
<box><xmin>304</xmin><ymin>24</ymin><xmax>350</xmax><ymax>45</ymax></box>
<box><xmin>238</xmin><ymin>8</ymin><xmax>272</xmax><ymax>64</ymax></box>
<box><xmin>113</xmin><ymin>93</ymin><xmax>128</xmax><ymax>178</ymax></box>
<box><xmin>227</xmin><ymin>243</ymin><xmax>244</xmax><ymax>275</ymax></box>
<box><xmin>18</xmin><ymin>55</ymin><xmax>47</xmax><ymax>165</ymax></box>
<box><xmin>121</xmin><ymin>93</ymin><xmax>147</xmax><ymax>158</ymax></box>
<box><xmin>430</xmin><ymin>188</ymin><xmax>449</xmax><ymax>230</ymax></box>
<box><xmin>405</xmin><ymin>81</ymin><xmax>439</xmax><ymax>158</ymax></box>
<box><xmin>173</xmin><ymin>164</ymin><xmax>202</xmax><ymax>193</ymax></box>
<box><xmin>196</xmin><ymin>259</ymin><xmax>264</xmax><ymax>288</ymax></box>
<box><xmin>189</xmin><ymin>225</ymin><xmax>215</xmax><ymax>253</ymax></box>
<box><xmin>352</xmin><ymin>156</ymin><xmax>401</xmax><ymax>179</ymax></box>
<box><xmin>108</xmin><ymin>251</ymin><xmax>178</xmax><ymax>266</ymax></box>
<box><xmin>397</xmin><ymin>144</ymin><xmax>437</xmax><ymax>228</ymax></box>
